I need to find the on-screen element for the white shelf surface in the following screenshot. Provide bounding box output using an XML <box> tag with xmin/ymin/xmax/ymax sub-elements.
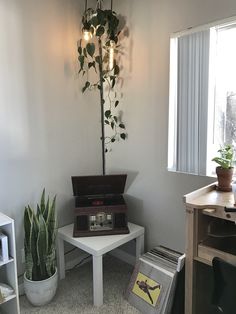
<box><xmin>0</xmin><ymin>258</ymin><xmax>14</xmax><ymax>267</ymax></box>
<box><xmin>0</xmin><ymin>293</ymin><xmax>16</xmax><ymax>304</ymax></box>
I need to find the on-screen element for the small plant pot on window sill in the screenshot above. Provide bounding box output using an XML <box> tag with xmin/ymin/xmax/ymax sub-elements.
<box><xmin>216</xmin><ymin>166</ymin><xmax>234</xmax><ymax>192</ymax></box>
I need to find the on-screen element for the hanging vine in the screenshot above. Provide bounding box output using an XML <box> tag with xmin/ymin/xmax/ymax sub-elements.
<box><xmin>78</xmin><ymin>1</ymin><xmax>127</xmax><ymax>162</ymax></box>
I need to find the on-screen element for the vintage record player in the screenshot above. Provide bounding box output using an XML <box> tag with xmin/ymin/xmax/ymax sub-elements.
<box><xmin>71</xmin><ymin>174</ymin><xmax>129</xmax><ymax>237</ymax></box>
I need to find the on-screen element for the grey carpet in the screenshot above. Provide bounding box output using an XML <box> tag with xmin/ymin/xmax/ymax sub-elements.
<box><xmin>20</xmin><ymin>255</ymin><xmax>140</xmax><ymax>313</ymax></box>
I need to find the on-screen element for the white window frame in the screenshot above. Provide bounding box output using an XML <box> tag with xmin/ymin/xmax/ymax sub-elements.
<box><xmin>168</xmin><ymin>15</ymin><xmax>236</xmax><ymax>176</ymax></box>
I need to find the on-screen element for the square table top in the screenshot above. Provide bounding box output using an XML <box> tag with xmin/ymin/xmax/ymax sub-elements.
<box><xmin>58</xmin><ymin>222</ymin><xmax>144</xmax><ymax>256</ymax></box>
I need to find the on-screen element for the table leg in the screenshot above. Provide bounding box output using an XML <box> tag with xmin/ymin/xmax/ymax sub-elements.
<box><xmin>93</xmin><ymin>255</ymin><xmax>103</xmax><ymax>307</ymax></box>
<box><xmin>136</xmin><ymin>234</ymin><xmax>144</xmax><ymax>261</ymax></box>
<box><xmin>57</xmin><ymin>237</ymin><xmax>65</xmax><ymax>280</ymax></box>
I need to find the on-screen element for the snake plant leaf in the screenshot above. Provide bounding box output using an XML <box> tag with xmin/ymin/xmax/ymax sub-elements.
<box><xmin>40</xmin><ymin>188</ymin><xmax>46</xmax><ymax>214</ymax></box>
<box><xmin>36</xmin><ymin>204</ymin><xmax>41</xmax><ymax>219</ymax></box>
<box><xmin>30</xmin><ymin>215</ymin><xmax>39</xmax><ymax>280</ymax></box>
<box><xmin>45</xmin><ymin>249</ymin><xmax>56</xmax><ymax>277</ymax></box>
<box><xmin>24</xmin><ymin>239</ymin><xmax>33</xmax><ymax>280</ymax></box>
<box><xmin>43</xmin><ymin>196</ymin><xmax>50</xmax><ymax>222</ymax></box>
<box><xmin>24</xmin><ymin>206</ymin><xmax>32</xmax><ymax>248</ymax></box>
<box><xmin>47</xmin><ymin>195</ymin><xmax>57</xmax><ymax>251</ymax></box>
<box><xmin>37</xmin><ymin>213</ymin><xmax>48</xmax><ymax>279</ymax></box>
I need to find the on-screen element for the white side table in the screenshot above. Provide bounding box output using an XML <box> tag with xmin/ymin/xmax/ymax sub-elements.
<box><xmin>57</xmin><ymin>222</ymin><xmax>145</xmax><ymax>307</ymax></box>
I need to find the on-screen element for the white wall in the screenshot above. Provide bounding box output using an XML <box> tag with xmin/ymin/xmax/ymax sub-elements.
<box><xmin>0</xmin><ymin>0</ymin><xmax>103</xmax><ymax>275</ymax></box>
<box><xmin>2</xmin><ymin>0</ymin><xmax>236</xmax><ymax>276</ymax></box>
<box><xmin>107</xmin><ymin>0</ymin><xmax>236</xmax><ymax>252</ymax></box>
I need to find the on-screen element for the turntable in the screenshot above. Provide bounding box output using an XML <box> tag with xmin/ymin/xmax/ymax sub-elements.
<box><xmin>71</xmin><ymin>175</ymin><xmax>129</xmax><ymax>237</ymax></box>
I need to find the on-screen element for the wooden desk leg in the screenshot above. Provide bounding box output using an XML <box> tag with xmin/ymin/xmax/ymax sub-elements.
<box><xmin>185</xmin><ymin>208</ymin><xmax>195</xmax><ymax>314</ymax></box>
<box><xmin>57</xmin><ymin>237</ymin><xmax>65</xmax><ymax>280</ymax></box>
<box><xmin>136</xmin><ymin>234</ymin><xmax>144</xmax><ymax>261</ymax></box>
<box><xmin>93</xmin><ymin>255</ymin><xmax>103</xmax><ymax>307</ymax></box>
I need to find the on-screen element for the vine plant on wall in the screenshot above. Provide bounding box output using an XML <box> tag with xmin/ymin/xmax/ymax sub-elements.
<box><xmin>78</xmin><ymin>0</ymin><xmax>127</xmax><ymax>175</ymax></box>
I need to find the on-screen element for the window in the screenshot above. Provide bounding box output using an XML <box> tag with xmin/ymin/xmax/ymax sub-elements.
<box><xmin>168</xmin><ymin>17</ymin><xmax>236</xmax><ymax>176</ymax></box>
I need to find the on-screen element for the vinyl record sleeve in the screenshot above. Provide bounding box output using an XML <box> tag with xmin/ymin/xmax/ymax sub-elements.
<box><xmin>125</xmin><ymin>258</ymin><xmax>175</xmax><ymax>314</ymax></box>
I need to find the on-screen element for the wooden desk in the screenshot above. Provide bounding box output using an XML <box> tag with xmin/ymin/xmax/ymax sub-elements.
<box><xmin>183</xmin><ymin>183</ymin><xmax>236</xmax><ymax>314</ymax></box>
<box><xmin>57</xmin><ymin>222</ymin><xmax>144</xmax><ymax>307</ymax></box>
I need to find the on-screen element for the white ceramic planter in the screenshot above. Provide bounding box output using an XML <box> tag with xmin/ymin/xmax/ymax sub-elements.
<box><xmin>24</xmin><ymin>268</ymin><xmax>58</xmax><ymax>306</ymax></box>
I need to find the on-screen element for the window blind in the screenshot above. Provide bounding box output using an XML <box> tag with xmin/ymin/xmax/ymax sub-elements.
<box><xmin>172</xmin><ymin>30</ymin><xmax>210</xmax><ymax>175</ymax></box>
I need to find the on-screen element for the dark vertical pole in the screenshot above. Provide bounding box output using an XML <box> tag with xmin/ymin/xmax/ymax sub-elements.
<box><xmin>98</xmin><ymin>0</ymin><xmax>105</xmax><ymax>175</ymax></box>
<box><xmin>98</xmin><ymin>38</ymin><xmax>105</xmax><ymax>175</ymax></box>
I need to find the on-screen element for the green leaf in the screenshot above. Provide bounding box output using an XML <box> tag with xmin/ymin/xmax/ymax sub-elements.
<box><xmin>78</xmin><ymin>46</ymin><xmax>82</xmax><ymax>55</ymax></box>
<box><xmin>111</xmin><ymin>78</ymin><xmax>115</xmax><ymax>88</ymax></box>
<box><xmin>111</xmin><ymin>138</ymin><xmax>116</xmax><ymax>143</ymax></box>
<box><xmin>83</xmin><ymin>47</ymin><xmax>87</xmax><ymax>58</ymax></box>
<box><xmin>82</xmin><ymin>81</ymin><xmax>90</xmax><ymax>93</ymax></box>
<box><xmin>96</xmin><ymin>26</ymin><xmax>105</xmax><ymax>37</ymax></box>
<box><xmin>40</xmin><ymin>189</ymin><xmax>46</xmax><ymax>214</ymax></box>
<box><xmin>90</xmin><ymin>15</ymin><xmax>99</xmax><ymax>27</ymax></box>
<box><xmin>114</xmin><ymin>116</ymin><xmax>118</xmax><ymax>123</ymax></box>
<box><xmin>102</xmin><ymin>99</ymin><xmax>105</xmax><ymax>105</ymax></box>
<box><xmin>119</xmin><ymin>123</ymin><xmax>125</xmax><ymax>129</ymax></box>
<box><xmin>120</xmin><ymin>133</ymin><xmax>126</xmax><ymax>140</ymax></box>
<box><xmin>115</xmin><ymin>100</ymin><xmax>119</xmax><ymax>107</ymax></box>
<box><xmin>111</xmin><ymin>122</ymin><xmax>115</xmax><ymax>129</ymax></box>
<box><xmin>97</xmin><ymin>85</ymin><xmax>101</xmax><ymax>90</ymax></box>
<box><xmin>97</xmin><ymin>9</ymin><xmax>106</xmax><ymax>26</ymax></box>
<box><xmin>88</xmin><ymin>61</ymin><xmax>95</xmax><ymax>69</ymax></box>
<box><xmin>105</xmin><ymin>110</ymin><xmax>111</xmax><ymax>118</ymax></box>
<box><xmin>105</xmin><ymin>120</ymin><xmax>109</xmax><ymax>124</ymax></box>
<box><xmin>78</xmin><ymin>55</ymin><xmax>84</xmax><ymax>70</ymax></box>
<box><xmin>95</xmin><ymin>56</ymin><xmax>101</xmax><ymax>64</ymax></box>
<box><xmin>86</xmin><ymin>43</ymin><xmax>95</xmax><ymax>57</ymax></box>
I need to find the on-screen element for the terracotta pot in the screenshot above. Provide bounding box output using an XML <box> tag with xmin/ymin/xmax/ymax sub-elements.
<box><xmin>216</xmin><ymin>167</ymin><xmax>234</xmax><ymax>191</ymax></box>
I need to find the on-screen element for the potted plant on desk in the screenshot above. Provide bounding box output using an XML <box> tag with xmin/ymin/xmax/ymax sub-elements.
<box><xmin>23</xmin><ymin>189</ymin><xmax>58</xmax><ymax>306</ymax></box>
<box><xmin>212</xmin><ymin>144</ymin><xmax>235</xmax><ymax>191</ymax></box>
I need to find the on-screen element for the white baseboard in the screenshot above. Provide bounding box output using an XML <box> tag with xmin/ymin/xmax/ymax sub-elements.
<box><xmin>19</xmin><ymin>248</ymin><xmax>134</xmax><ymax>295</ymax></box>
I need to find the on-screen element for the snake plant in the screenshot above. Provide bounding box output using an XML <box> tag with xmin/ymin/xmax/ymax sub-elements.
<box><xmin>24</xmin><ymin>189</ymin><xmax>57</xmax><ymax>281</ymax></box>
